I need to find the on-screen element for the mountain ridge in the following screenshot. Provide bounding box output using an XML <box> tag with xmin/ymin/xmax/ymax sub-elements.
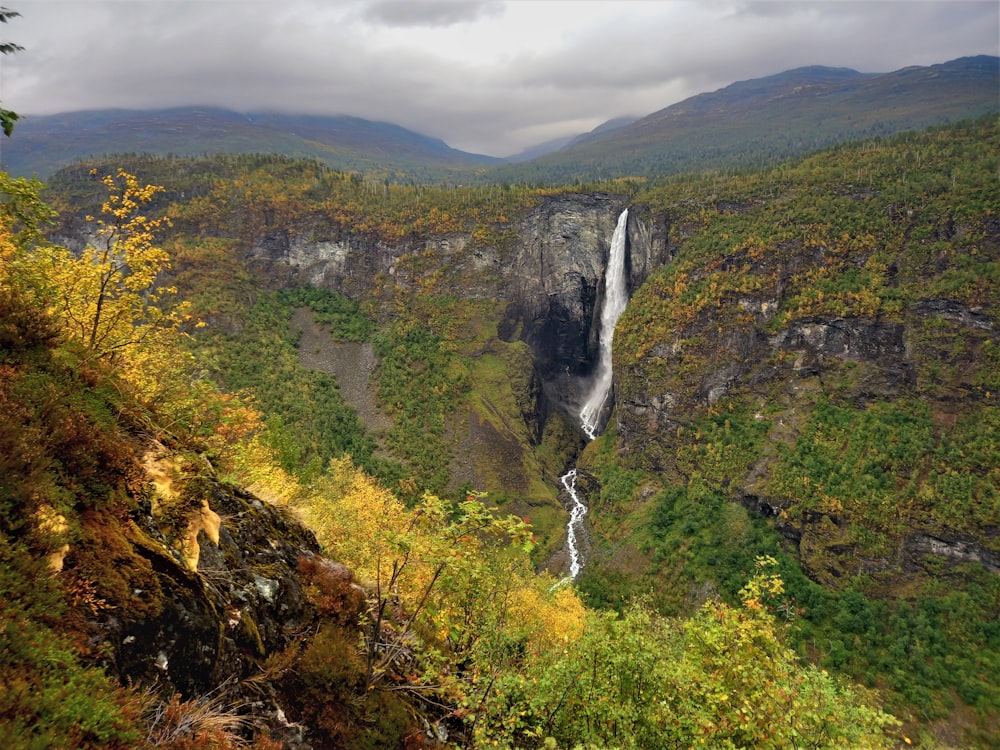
<box><xmin>0</xmin><ymin>55</ymin><xmax>996</xmax><ymax>182</ymax></box>
<box><xmin>0</xmin><ymin>106</ymin><xmax>500</xmax><ymax>180</ymax></box>
<box><xmin>500</xmin><ymin>54</ymin><xmax>998</xmax><ymax>181</ymax></box>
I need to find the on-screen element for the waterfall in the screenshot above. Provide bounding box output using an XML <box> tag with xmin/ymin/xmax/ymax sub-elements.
<box><xmin>579</xmin><ymin>208</ymin><xmax>629</xmax><ymax>440</ymax></box>
<box><xmin>554</xmin><ymin>208</ymin><xmax>630</xmax><ymax>586</ymax></box>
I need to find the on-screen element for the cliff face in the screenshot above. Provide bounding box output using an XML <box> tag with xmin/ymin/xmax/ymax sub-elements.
<box><xmin>251</xmin><ymin>192</ymin><xmax>669</xmax><ymax>422</ymax></box>
<box><xmin>499</xmin><ymin>194</ymin><xmax>668</xmax><ymax>411</ymax></box>
<box><xmin>501</xmin><ymin>194</ymin><xmax>632</xmax><ymax>379</ymax></box>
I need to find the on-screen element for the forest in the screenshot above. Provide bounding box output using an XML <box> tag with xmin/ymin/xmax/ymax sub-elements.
<box><xmin>1</xmin><ymin>115</ymin><xmax>997</xmax><ymax>748</ymax></box>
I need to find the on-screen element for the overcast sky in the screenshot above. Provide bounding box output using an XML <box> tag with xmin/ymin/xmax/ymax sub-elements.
<box><xmin>2</xmin><ymin>1</ymin><xmax>997</xmax><ymax>157</ymax></box>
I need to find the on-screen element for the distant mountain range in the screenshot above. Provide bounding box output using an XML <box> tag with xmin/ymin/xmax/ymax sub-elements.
<box><xmin>493</xmin><ymin>55</ymin><xmax>999</xmax><ymax>182</ymax></box>
<box><xmin>502</xmin><ymin>117</ymin><xmax>639</xmax><ymax>164</ymax></box>
<box><xmin>0</xmin><ymin>107</ymin><xmax>500</xmax><ymax>181</ymax></box>
<box><xmin>1</xmin><ymin>55</ymin><xmax>996</xmax><ymax>183</ymax></box>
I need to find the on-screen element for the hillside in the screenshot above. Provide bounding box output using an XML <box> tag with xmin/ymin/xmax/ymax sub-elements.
<box><xmin>596</xmin><ymin>117</ymin><xmax>1000</xmax><ymax>743</ymax></box>
<box><xmin>493</xmin><ymin>55</ymin><xmax>1000</xmax><ymax>182</ymax></box>
<box><xmin>0</xmin><ymin>107</ymin><xmax>499</xmax><ymax>181</ymax></box>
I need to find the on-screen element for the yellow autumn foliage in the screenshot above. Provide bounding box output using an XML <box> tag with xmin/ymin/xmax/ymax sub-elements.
<box><xmin>41</xmin><ymin>170</ymin><xmax>180</xmax><ymax>357</ymax></box>
<box><xmin>228</xmin><ymin>435</ymin><xmax>303</xmax><ymax>506</ymax></box>
<box><xmin>301</xmin><ymin>456</ymin><xmax>413</xmax><ymax>586</ymax></box>
<box><xmin>298</xmin><ymin>455</ymin><xmax>587</xmax><ymax>684</ymax></box>
<box><xmin>506</xmin><ymin>582</ymin><xmax>586</xmax><ymax>656</ymax></box>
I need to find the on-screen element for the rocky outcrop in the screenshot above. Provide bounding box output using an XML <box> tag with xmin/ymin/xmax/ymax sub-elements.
<box><xmin>770</xmin><ymin>317</ymin><xmax>909</xmax><ymax>377</ymax></box>
<box><xmin>615</xmin><ymin>312</ymin><xmax>919</xmax><ymax>464</ymax></box>
<box><xmin>905</xmin><ymin>532</ymin><xmax>1000</xmax><ymax>574</ymax></box>
<box><xmin>251</xmin><ymin>231</ymin><xmax>397</xmax><ymax>298</ymax></box>
<box><xmin>77</xmin><ymin>469</ymin><xmax>367</xmax><ymax>747</ymax></box>
<box><xmin>251</xmin><ymin>227</ymin><xmax>499</xmax><ymax>301</ymax></box>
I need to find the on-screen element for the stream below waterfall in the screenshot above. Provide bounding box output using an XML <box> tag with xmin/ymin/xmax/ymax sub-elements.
<box><xmin>560</xmin><ymin>469</ymin><xmax>587</xmax><ymax>580</ymax></box>
<box><xmin>556</xmin><ymin>208</ymin><xmax>629</xmax><ymax>585</ymax></box>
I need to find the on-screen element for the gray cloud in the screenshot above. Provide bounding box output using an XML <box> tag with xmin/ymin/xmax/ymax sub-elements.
<box><xmin>362</xmin><ymin>0</ymin><xmax>503</xmax><ymax>27</ymax></box>
<box><xmin>2</xmin><ymin>1</ymin><xmax>996</xmax><ymax>157</ymax></box>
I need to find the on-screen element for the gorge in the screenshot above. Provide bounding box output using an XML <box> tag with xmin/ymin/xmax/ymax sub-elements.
<box><xmin>6</xmin><ymin>116</ymin><xmax>998</xmax><ymax>748</ymax></box>
<box><xmin>44</xmin><ymin>139</ymin><xmax>998</xmax><ymax>606</ymax></box>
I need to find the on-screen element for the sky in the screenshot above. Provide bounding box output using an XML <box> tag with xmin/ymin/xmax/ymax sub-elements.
<box><xmin>1</xmin><ymin>1</ymin><xmax>997</xmax><ymax>157</ymax></box>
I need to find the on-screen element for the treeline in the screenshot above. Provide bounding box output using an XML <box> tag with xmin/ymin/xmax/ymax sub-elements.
<box><xmin>44</xmin><ymin>152</ymin><xmax>643</xmax><ymax>251</ymax></box>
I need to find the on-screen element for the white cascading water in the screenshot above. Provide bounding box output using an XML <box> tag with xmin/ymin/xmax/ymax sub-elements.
<box><xmin>555</xmin><ymin>208</ymin><xmax>630</xmax><ymax>586</ymax></box>
<box><xmin>579</xmin><ymin>208</ymin><xmax>630</xmax><ymax>440</ymax></box>
<box><xmin>560</xmin><ymin>469</ymin><xmax>586</xmax><ymax>580</ymax></box>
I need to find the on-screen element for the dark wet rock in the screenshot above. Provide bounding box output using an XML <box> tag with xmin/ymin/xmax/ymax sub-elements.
<box><xmin>87</xmin><ymin>476</ymin><xmax>331</xmax><ymax>747</ymax></box>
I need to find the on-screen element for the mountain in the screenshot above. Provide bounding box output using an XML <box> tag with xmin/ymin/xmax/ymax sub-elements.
<box><xmin>504</xmin><ymin>117</ymin><xmax>640</xmax><ymax>163</ymax></box>
<box><xmin>563</xmin><ymin>115</ymin><xmax>640</xmax><ymax>149</ymax></box>
<box><xmin>493</xmin><ymin>55</ymin><xmax>1000</xmax><ymax>182</ymax></box>
<box><xmin>0</xmin><ymin>106</ymin><xmax>500</xmax><ymax>180</ymax></box>
<box><xmin>2</xmin><ymin>56</ymin><xmax>994</xmax><ymax>185</ymax></box>
<box><xmin>501</xmin><ymin>134</ymin><xmax>579</xmax><ymax>163</ymax></box>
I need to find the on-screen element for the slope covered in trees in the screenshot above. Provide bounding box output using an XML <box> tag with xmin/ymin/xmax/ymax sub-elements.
<box><xmin>587</xmin><ymin>116</ymin><xmax>1000</xmax><ymax>745</ymax></box>
<box><xmin>5</xmin><ymin>115</ymin><xmax>998</xmax><ymax>748</ymax></box>
<box><xmin>495</xmin><ymin>56</ymin><xmax>999</xmax><ymax>184</ymax></box>
<box><xmin>0</xmin><ymin>169</ymin><xmax>903</xmax><ymax>746</ymax></box>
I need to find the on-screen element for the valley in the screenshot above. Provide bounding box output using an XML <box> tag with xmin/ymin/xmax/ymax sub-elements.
<box><xmin>0</xmin><ymin>61</ymin><xmax>997</xmax><ymax>749</ymax></box>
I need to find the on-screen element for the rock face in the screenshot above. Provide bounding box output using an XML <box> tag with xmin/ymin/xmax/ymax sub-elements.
<box><xmin>499</xmin><ymin>194</ymin><xmax>667</xmax><ymax>413</ymax></box>
<box><xmin>79</xmin><ymin>469</ymin><xmax>365</xmax><ymax>747</ymax></box>
<box><xmin>252</xmin><ymin>192</ymin><xmax>670</xmax><ymax>424</ymax></box>
<box><xmin>905</xmin><ymin>532</ymin><xmax>1000</xmax><ymax>574</ymax></box>
<box><xmin>617</xmin><ymin>313</ymin><xmax>916</xmax><ymax>451</ymax></box>
<box><xmin>499</xmin><ymin>193</ymin><xmax>625</xmax><ymax>380</ymax></box>
<box><xmin>611</xmin><ymin>224</ymin><xmax>999</xmax><ymax>589</ymax></box>
<box><xmin>140</xmin><ymin>481</ymin><xmax>319</xmax><ymax>692</ymax></box>
<box><xmin>252</xmin><ymin>230</ymin><xmax>398</xmax><ymax>298</ymax></box>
